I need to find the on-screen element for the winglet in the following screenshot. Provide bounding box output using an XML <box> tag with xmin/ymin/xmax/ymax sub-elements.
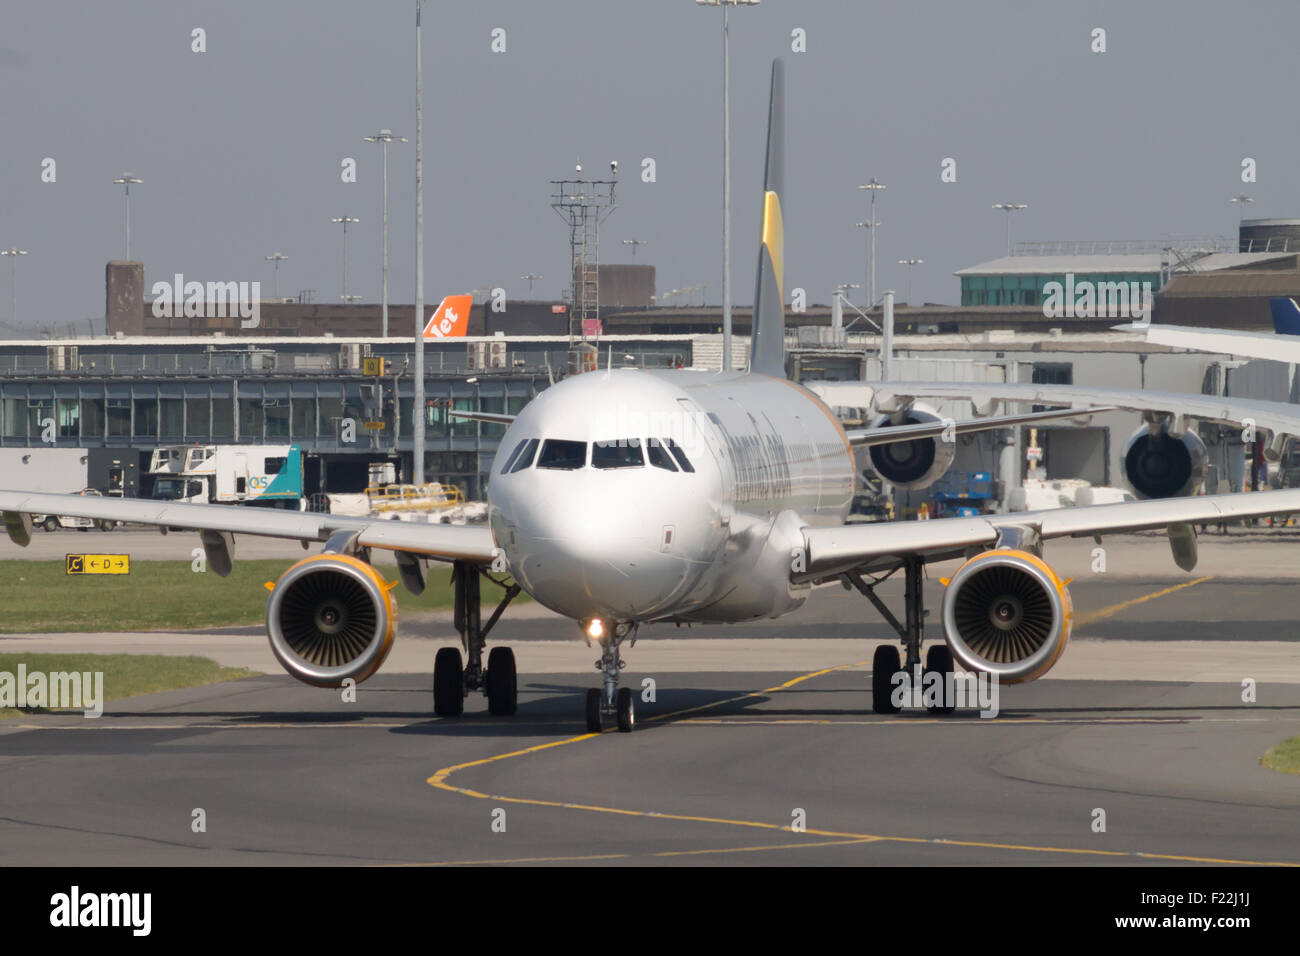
<box><xmin>749</xmin><ymin>58</ymin><xmax>786</xmax><ymax>378</ymax></box>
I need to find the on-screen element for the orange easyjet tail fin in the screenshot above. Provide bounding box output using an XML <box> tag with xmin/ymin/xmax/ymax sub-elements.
<box><xmin>422</xmin><ymin>294</ymin><xmax>473</xmax><ymax>338</ymax></box>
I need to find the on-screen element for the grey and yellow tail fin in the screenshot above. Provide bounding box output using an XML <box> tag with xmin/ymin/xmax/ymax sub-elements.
<box><xmin>749</xmin><ymin>58</ymin><xmax>786</xmax><ymax>378</ymax></box>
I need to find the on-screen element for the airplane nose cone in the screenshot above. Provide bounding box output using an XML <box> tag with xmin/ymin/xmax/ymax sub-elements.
<box><xmin>501</xmin><ymin>478</ymin><xmax>684</xmax><ymax>620</ymax></box>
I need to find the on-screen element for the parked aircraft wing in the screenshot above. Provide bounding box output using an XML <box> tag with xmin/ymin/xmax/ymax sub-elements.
<box><xmin>869</xmin><ymin>381</ymin><xmax>1300</xmax><ymax>440</ymax></box>
<box><xmin>845</xmin><ymin>406</ymin><xmax>1110</xmax><ymax>447</ymax></box>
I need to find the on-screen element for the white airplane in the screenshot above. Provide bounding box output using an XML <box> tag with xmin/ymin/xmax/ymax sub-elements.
<box><xmin>8</xmin><ymin>60</ymin><xmax>1300</xmax><ymax>733</ymax></box>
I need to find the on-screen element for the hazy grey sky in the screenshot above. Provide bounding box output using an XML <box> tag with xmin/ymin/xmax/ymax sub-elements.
<box><xmin>2</xmin><ymin>0</ymin><xmax>1297</xmax><ymax>333</ymax></box>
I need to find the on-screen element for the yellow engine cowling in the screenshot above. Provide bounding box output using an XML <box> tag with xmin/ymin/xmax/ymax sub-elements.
<box><xmin>940</xmin><ymin>549</ymin><xmax>1072</xmax><ymax>684</ymax></box>
<box><xmin>265</xmin><ymin>553</ymin><xmax>397</xmax><ymax>688</ymax></box>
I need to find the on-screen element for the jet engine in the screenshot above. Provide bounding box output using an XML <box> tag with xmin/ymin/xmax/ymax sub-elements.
<box><xmin>1122</xmin><ymin>421</ymin><xmax>1207</xmax><ymax>499</ymax></box>
<box><xmin>940</xmin><ymin>549</ymin><xmax>1072</xmax><ymax>684</ymax></box>
<box><xmin>867</xmin><ymin>402</ymin><xmax>956</xmax><ymax>490</ymax></box>
<box><xmin>265</xmin><ymin>553</ymin><xmax>397</xmax><ymax>688</ymax></box>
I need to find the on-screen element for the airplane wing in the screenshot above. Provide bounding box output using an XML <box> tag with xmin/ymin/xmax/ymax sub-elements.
<box><xmin>802</xmin><ymin>487</ymin><xmax>1300</xmax><ymax>578</ymax></box>
<box><xmin>446</xmin><ymin>409</ymin><xmax>516</xmax><ymax>425</ymax></box>
<box><xmin>0</xmin><ymin>490</ymin><xmax>497</xmax><ymax>566</ymax></box>
<box><xmin>845</xmin><ymin>406</ymin><xmax>1110</xmax><ymax>447</ymax></box>
<box><xmin>1137</xmin><ymin>324</ymin><xmax>1300</xmax><ymax>365</ymax></box>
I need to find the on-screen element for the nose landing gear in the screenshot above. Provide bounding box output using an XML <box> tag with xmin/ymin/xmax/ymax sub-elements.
<box><xmin>585</xmin><ymin>622</ymin><xmax>637</xmax><ymax>733</ymax></box>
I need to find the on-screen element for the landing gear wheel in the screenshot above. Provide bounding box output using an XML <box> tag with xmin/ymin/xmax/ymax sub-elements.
<box><xmin>585</xmin><ymin>688</ymin><xmax>603</xmax><ymax>733</ymax></box>
<box><xmin>433</xmin><ymin>647</ymin><xmax>464</xmax><ymax>717</ymax></box>
<box><xmin>872</xmin><ymin>644</ymin><xmax>902</xmax><ymax>715</ymax></box>
<box><xmin>616</xmin><ymin>687</ymin><xmax>635</xmax><ymax>733</ymax></box>
<box><xmin>485</xmin><ymin>646</ymin><xmax>517</xmax><ymax>716</ymax></box>
<box><xmin>925</xmin><ymin>643</ymin><xmax>955</xmax><ymax>715</ymax></box>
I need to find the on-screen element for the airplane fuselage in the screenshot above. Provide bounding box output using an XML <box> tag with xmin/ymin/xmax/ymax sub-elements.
<box><xmin>488</xmin><ymin>368</ymin><xmax>855</xmax><ymax>625</ymax></box>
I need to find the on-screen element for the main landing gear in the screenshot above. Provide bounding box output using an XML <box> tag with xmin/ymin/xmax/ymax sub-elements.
<box><xmin>585</xmin><ymin>622</ymin><xmax>637</xmax><ymax>733</ymax></box>
<box><xmin>843</xmin><ymin>554</ymin><xmax>954</xmax><ymax>716</ymax></box>
<box><xmin>433</xmin><ymin>560</ymin><xmax>521</xmax><ymax>718</ymax></box>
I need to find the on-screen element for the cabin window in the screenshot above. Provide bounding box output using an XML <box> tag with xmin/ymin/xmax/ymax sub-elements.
<box><xmin>536</xmin><ymin>439</ymin><xmax>587</xmax><ymax>470</ymax></box>
<box><xmin>593</xmin><ymin>438</ymin><xmax>644</xmax><ymax>469</ymax></box>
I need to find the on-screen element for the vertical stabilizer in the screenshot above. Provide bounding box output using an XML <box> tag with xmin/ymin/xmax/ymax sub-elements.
<box><xmin>749</xmin><ymin>58</ymin><xmax>786</xmax><ymax>377</ymax></box>
<box><xmin>1269</xmin><ymin>297</ymin><xmax>1300</xmax><ymax>335</ymax></box>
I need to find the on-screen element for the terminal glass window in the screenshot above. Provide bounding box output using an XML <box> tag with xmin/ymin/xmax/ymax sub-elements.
<box><xmin>2</xmin><ymin>398</ymin><xmax>24</xmax><ymax>438</ymax></box>
<box><xmin>211</xmin><ymin>399</ymin><xmax>234</xmax><ymax>440</ymax></box>
<box><xmin>426</xmin><ymin>398</ymin><xmax>448</xmax><ymax>438</ymax></box>
<box><xmin>107</xmin><ymin>399</ymin><xmax>131</xmax><ymax>438</ymax></box>
<box><xmin>1031</xmin><ymin>363</ymin><xmax>1073</xmax><ymax>386</ymax></box>
<box><xmin>239</xmin><ymin>398</ymin><xmax>264</xmax><ymax>440</ymax></box>
<box><xmin>186</xmin><ymin>398</ymin><xmax>210</xmax><ymax>440</ymax></box>
<box><xmin>57</xmin><ymin>399</ymin><xmax>79</xmax><ymax>439</ymax></box>
<box><xmin>81</xmin><ymin>398</ymin><xmax>105</xmax><ymax>439</ymax></box>
<box><xmin>292</xmin><ymin>397</ymin><xmax>316</xmax><ymax>439</ymax></box>
<box><xmin>133</xmin><ymin>398</ymin><xmax>157</xmax><ymax>439</ymax></box>
<box><xmin>451</xmin><ymin>398</ymin><xmax>475</xmax><ymax>438</ymax></box>
<box><xmin>396</xmin><ymin>396</ymin><xmax>412</xmax><ymax>438</ymax></box>
<box><xmin>264</xmin><ymin>399</ymin><xmax>290</xmax><ymax>439</ymax></box>
<box><xmin>481</xmin><ymin>396</ymin><xmax>507</xmax><ymax>439</ymax></box>
<box><xmin>27</xmin><ymin>400</ymin><xmax>53</xmax><ymax>438</ymax></box>
<box><xmin>159</xmin><ymin>399</ymin><xmax>183</xmax><ymax>439</ymax></box>
<box><xmin>318</xmin><ymin>396</ymin><xmax>343</xmax><ymax>440</ymax></box>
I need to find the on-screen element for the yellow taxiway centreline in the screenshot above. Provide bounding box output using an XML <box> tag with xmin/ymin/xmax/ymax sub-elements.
<box><xmin>424</xmin><ymin>653</ymin><xmax>1298</xmax><ymax>867</ymax></box>
<box><xmin>1076</xmin><ymin>575</ymin><xmax>1214</xmax><ymax>626</ymax></box>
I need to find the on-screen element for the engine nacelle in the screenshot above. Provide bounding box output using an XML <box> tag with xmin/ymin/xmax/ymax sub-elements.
<box><xmin>1122</xmin><ymin>422</ymin><xmax>1207</xmax><ymax>499</ymax></box>
<box><xmin>265</xmin><ymin>553</ymin><xmax>397</xmax><ymax>688</ymax></box>
<box><xmin>867</xmin><ymin>402</ymin><xmax>956</xmax><ymax>490</ymax></box>
<box><xmin>941</xmin><ymin>549</ymin><xmax>1072</xmax><ymax>684</ymax></box>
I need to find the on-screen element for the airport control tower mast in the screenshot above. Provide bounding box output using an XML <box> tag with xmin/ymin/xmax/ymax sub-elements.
<box><xmin>551</xmin><ymin>167</ymin><xmax>617</xmax><ymax>347</ymax></box>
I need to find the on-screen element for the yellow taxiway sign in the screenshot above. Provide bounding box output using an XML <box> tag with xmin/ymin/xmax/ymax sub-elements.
<box><xmin>66</xmin><ymin>554</ymin><xmax>130</xmax><ymax>575</ymax></box>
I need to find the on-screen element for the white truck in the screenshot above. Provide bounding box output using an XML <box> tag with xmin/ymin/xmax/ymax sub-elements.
<box><xmin>0</xmin><ymin>449</ymin><xmax>124</xmax><ymax>531</ymax></box>
<box><xmin>148</xmin><ymin>444</ymin><xmax>305</xmax><ymax>508</ymax></box>
<box><xmin>33</xmin><ymin>489</ymin><xmax>117</xmax><ymax>532</ymax></box>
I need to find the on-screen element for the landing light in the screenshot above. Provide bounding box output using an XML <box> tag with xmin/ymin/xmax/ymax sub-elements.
<box><xmin>587</xmin><ymin>619</ymin><xmax>605</xmax><ymax>639</ymax></box>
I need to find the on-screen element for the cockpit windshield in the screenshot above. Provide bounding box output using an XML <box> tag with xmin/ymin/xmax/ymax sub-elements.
<box><xmin>663</xmin><ymin>437</ymin><xmax>695</xmax><ymax>473</ymax></box>
<box><xmin>536</xmin><ymin>439</ymin><xmax>587</xmax><ymax>470</ymax></box>
<box><xmin>592</xmin><ymin>439</ymin><xmax>644</xmax><ymax>469</ymax></box>
<box><xmin>500</xmin><ymin>438</ymin><xmax>530</xmax><ymax>474</ymax></box>
<box><xmin>509</xmin><ymin>438</ymin><xmax>539</xmax><ymax>473</ymax></box>
<box><xmin>505</xmin><ymin>436</ymin><xmax>692</xmax><ymax>474</ymax></box>
<box><xmin>647</xmin><ymin>438</ymin><xmax>677</xmax><ymax>471</ymax></box>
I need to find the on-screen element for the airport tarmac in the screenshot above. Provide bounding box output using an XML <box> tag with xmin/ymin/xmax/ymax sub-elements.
<box><xmin>3</xmin><ymin>532</ymin><xmax>1300</xmax><ymax>866</ymax></box>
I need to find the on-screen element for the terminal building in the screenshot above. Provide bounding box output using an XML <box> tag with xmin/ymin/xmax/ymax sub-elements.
<box><xmin>8</xmin><ymin>219</ymin><xmax>1300</xmax><ymax>510</ymax></box>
